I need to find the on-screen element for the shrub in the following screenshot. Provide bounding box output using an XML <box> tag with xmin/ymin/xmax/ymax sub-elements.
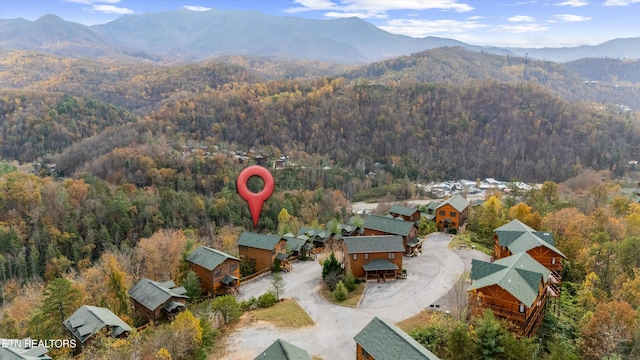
<box><xmin>257</xmin><ymin>292</ymin><xmax>277</xmax><ymax>308</ymax></box>
<box><xmin>342</xmin><ymin>270</ymin><xmax>356</xmax><ymax>292</ymax></box>
<box><xmin>210</xmin><ymin>295</ymin><xmax>242</xmax><ymax>323</ymax></box>
<box><xmin>333</xmin><ymin>281</ymin><xmax>347</xmax><ymax>302</ymax></box>
<box><xmin>239</xmin><ymin>296</ymin><xmax>257</xmax><ymax>312</ymax></box>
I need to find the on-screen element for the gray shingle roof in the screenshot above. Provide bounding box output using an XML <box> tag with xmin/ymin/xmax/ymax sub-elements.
<box><xmin>436</xmin><ymin>194</ymin><xmax>470</xmax><ymax>213</ymax></box>
<box><xmin>363</xmin><ymin>215</ymin><xmax>415</xmax><ymax>236</ymax></box>
<box><xmin>495</xmin><ymin>220</ymin><xmax>565</xmax><ymax>258</ymax></box>
<box><xmin>63</xmin><ymin>305</ymin><xmax>132</xmax><ymax>344</ymax></box>
<box><xmin>390</xmin><ymin>205</ymin><xmax>420</xmax><ymax>217</ymax></box>
<box><xmin>343</xmin><ymin>235</ymin><xmax>406</xmax><ymax>254</ymax></box>
<box><xmin>253</xmin><ymin>339</ymin><xmax>312</xmax><ymax>360</ymax></box>
<box><xmin>468</xmin><ymin>252</ymin><xmax>549</xmax><ymax>307</ymax></box>
<box><xmin>362</xmin><ymin>259</ymin><xmax>399</xmax><ymax>271</ymax></box>
<box><xmin>128</xmin><ymin>278</ymin><xmax>188</xmax><ymax>311</ymax></box>
<box><xmin>187</xmin><ymin>246</ymin><xmax>239</xmax><ymax>271</ymax></box>
<box><xmin>354</xmin><ymin>317</ymin><xmax>440</xmax><ymax>360</ymax></box>
<box><xmin>0</xmin><ymin>342</ymin><xmax>52</xmax><ymax>360</ymax></box>
<box><xmin>238</xmin><ymin>232</ymin><xmax>283</xmax><ymax>250</ymax></box>
<box><xmin>283</xmin><ymin>236</ymin><xmax>309</xmax><ymax>252</ymax></box>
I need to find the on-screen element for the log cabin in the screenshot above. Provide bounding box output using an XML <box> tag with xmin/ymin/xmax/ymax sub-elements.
<box><xmin>128</xmin><ymin>279</ymin><xmax>188</xmax><ymax>323</ymax></box>
<box><xmin>186</xmin><ymin>246</ymin><xmax>240</xmax><ymax>296</ymax></box>
<box><xmin>342</xmin><ymin>235</ymin><xmax>405</xmax><ymax>281</ymax></box>
<box><xmin>493</xmin><ymin>219</ymin><xmax>566</xmax><ymax>290</ymax></box>
<box><xmin>468</xmin><ymin>252</ymin><xmax>552</xmax><ymax>337</ymax></box>
<box><xmin>389</xmin><ymin>205</ymin><xmax>421</xmax><ymax>223</ymax></box>
<box><xmin>63</xmin><ymin>305</ymin><xmax>131</xmax><ymax>351</ymax></box>
<box><xmin>254</xmin><ymin>339</ymin><xmax>312</xmax><ymax>360</ymax></box>
<box><xmin>354</xmin><ymin>317</ymin><xmax>440</xmax><ymax>360</ymax></box>
<box><xmin>238</xmin><ymin>232</ymin><xmax>288</xmax><ymax>273</ymax></box>
<box><xmin>362</xmin><ymin>215</ymin><xmax>421</xmax><ymax>256</ymax></box>
<box><xmin>435</xmin><ymin>194</ymin><xmax>469</xmax><ymax>233</ymax></box>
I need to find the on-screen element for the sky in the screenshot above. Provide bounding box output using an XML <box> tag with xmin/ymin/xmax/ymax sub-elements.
<box><xmin>1</xmin><ymin>0</ymin><xmax>639</xmax><ymax>48</ymax></box>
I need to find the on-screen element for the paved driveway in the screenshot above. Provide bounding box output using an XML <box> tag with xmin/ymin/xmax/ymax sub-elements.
<box><xmin>225</xmin><ymin>232</ymin><xmax>465</xmax><ymax>360</ymax></box>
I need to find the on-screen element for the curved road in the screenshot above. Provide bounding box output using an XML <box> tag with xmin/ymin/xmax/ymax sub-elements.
<box><xmin>226</xmin><ymin>232</ymin><xmax>463</xmax><ymax>359</ymax></box>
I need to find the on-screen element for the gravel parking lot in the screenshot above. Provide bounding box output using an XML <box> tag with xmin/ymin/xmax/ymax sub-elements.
<box><xmin>223</xmin><ymin>233</ymin><xmax>482</xmax><ymax>360</ymax></box>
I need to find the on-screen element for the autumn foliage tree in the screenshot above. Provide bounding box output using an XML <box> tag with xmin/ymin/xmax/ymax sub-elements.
<box><xmin>579</xmin><ymin>300</ymin><xmax>637</xmax><ymax>360</ymax></box>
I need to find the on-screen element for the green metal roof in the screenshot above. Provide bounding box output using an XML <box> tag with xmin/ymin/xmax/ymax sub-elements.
<box><xmin>64</xmin><ymin>305</ymin><xmax>132</xmax><ymax>344</ymax></box>
<box><xmin>363</xmin><ymin>259</ymin><xmax>399</xmax><ymax>271</ymax></box>
<box><xmin>283</xmin><ymin>236</ymin><xmax>309</xmax><ymax>252</ymax></box>
<box><xmin>187</xmin><ymin>246</ymin><xmax>239</xmax><ymax>271</ymax></box>
<box><xmin>495</xmin><ymin>220</ymin><xmax>565</xmax><ymax>258</ymax></box>
<box><xmin>128</xmin><ymin>278</ymin><xmax>188</xmax><ymax>311</ymax></box>
<box><xmin>436</xmin><ymin>194</ymin><xmax>470</xmax><ymax>213</ymax></box>
<box><xmin>354</xmin><ymin>317</ymin><xmax>440</xmax><ymax>360</ymax></box>
<box><xmin>343</xmin><ymin>235</ymin><xmax>406</xmax><ymax>254</ymax></box>
<box><xmin>253</xmin><ymin>339</ymin><xmax>312</xmax><ymax>360</ymax></box>
<box><xmin>468</xmin><ymin>252</ymin><xmax>548</xmax><ymax>307</ymax></box>
<box><xmin>390</xmin><ymin>205</ymin><xmax>420</xmax><ymax>217</ymax></box>
<box><xmin>363</xmin><ymin>215</ymin><xmax>415</xmax><ymax>236</ymax></box>
<box><xmin>238</xmin><ymin>232</ymin><xmax>283</xmax><ymax>250</ymax></box>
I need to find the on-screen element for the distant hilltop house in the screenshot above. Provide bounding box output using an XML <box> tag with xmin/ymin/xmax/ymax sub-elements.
<box><xmin>468</xmin><ymin>252</ymin><xmax>554</xmax><ymax>337</ymax></box>
<box><xmin>354</xmin><ymin>317</ymin><xmax>440</xmax><ymax>360</ymax></box>
<box><xmin>63</xmin><ymin>305</ymin><xmax>132</xmax><ymax>351</ymax></box>
<box><xmin>238</xmin><ymin>232</ymin><xmax>289</xmax><ymax>273</ymax></box>
<box><xmin>435</xmin><ymin>194</ymin><xmax>470</xmax><ymax>233</ymax></box>
<box><xmin>362</xmin><ymin>215</ymin><xmax>421</xmax><ymax>256</ymax></box>
<box><xmin>342</xmin><ymin>235</ymin><xmax>405</xmax><ymax>281</ymax></box>
<box><xmin>128</xmin><ymin>278</ymin><xmax>188</xmax><ymax>323</ymax></box>
<box><xmin>253</xmin><ymin>339</ymin><xmax>312</xmax><ymax>360</ymax></box>
<box><xmin>187</xmin><ymin>246</ymin><xmax>240</xmax><ymax>296</ymax></box>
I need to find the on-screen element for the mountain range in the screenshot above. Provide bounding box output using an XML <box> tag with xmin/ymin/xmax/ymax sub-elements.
<box><xmin>1</xmin><ymin>10</ymin><xmax>639</xmax><ymax>64</ymax></box>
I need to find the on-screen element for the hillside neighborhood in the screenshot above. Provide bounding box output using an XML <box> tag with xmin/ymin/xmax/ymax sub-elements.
<box><xmin>1</xmin><ymin>185</ymin><xmax>572</xmax><ymax>360</ymax></box>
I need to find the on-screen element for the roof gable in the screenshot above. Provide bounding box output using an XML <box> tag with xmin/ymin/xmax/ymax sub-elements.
<box><xmin>128</xmin><ymin>278</ymin><xmax>188</xmax><ymax>311</ymax></box>
<box><xmin>63</xmin><ymin>305</ymin><xmax>132</xmax><ymax>343</ymax></box>
<box><xmin>283</xmin><ymin>236</ymin><xmax>309</xmax><ymax>252</ymax></box>
<box><xmin>468</xmin><ymin>252</ymin><xmax>548</xmax><ymax>307</ymax></box>
<box><xmin>187</xmin><ymin>246</ymin><xmax>239</xmax><ymax>271</ymax></box>
<box><xmin>354</xmin><ymin>317</ymin><xmax>440</xmax><ymax>360</ymax></box>
<box><xmin>510</xmin><ymin>232</ymin><xmax>566</xmax><ymax>258</ymax></box>
<box><xmin>495</xmin><ymin>220</ymin><xmax>565</xmax><ymax>258</ymax></box>
<box><xmin>238</xmin><ymin>232</ymin><xmax>283</xmax><ymax>250</ymax></box>
<box><xmin>363</xmin><ymin>215</ymin><xmax>415</xmax><ymax>236</ymax></box>
<box><xmin>343</xmin><ymin>235</ymin><xmax>406</xmax><ymax>254</ymax></box>
<box><xmin>436</xmin><ymin>194</ymin><xmax>470</xmax><ymax>213</ymax></box>
<box><xmin>495</xmin><ymin>219</ymin><xmax>535</xmax><ymax>232</ymax></box>
<box><xmin>389</xmin><ymin>205</ymin><xmax>419</xmax><ymax>217</ymax></box>
<box><xmin>253</xmin><ymin>339</ymin><xmax>312</xmax><ymax>360</ymax></box>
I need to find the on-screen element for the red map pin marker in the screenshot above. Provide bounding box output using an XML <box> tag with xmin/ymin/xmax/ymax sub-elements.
<box><xmin>237</xmin><ymin>165</ymin><xmax>275</xmax><ymax>227</ymax></box>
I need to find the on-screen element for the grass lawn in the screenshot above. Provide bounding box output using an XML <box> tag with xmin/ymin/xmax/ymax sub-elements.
<box><xmin>448</xmin><ymin>233</ymin><xmax>492</xmax><ymax>255</ymax></box>
<box><xmin>396</xmin><ymin>309</ymin><xmax>446</xmax><ymax>333</ymax></box>
<box><xmin>252</xmin><ymin>298</ymin><xmax>315</xmax><ymax>328</ymax></box>
<box><xmin>320</xmin><ymin>282</ymin><xmax>366</xmax><ymax>307</ymax></box>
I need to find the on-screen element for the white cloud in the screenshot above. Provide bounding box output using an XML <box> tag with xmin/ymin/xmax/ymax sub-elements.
<box><xmin>184</xmin><ymin>5</ymin><xmax>212</xmax><ymax>12</ymax></box>
<box><xmin>379</xmin><ymin>18</ymin><xmax>488</xmax><ymax>37</ymax></box>
<box><xmin>551</xmin><ymin>14</ymin><xmax>592</xmax><ymax>21</ymax></box>
<box><xmin>467</xmin><ymin>15</ymin><xmax>484</xmax><ymax>20</ymax></box>
<box><xmin>64</xmin><ymin>0</ymin><xmax>120</xmax><ymax>4</ymax></box>
<box><xmin>554</xmin><ymin>0</ymin><xmax>588</xmax><ymax>6</ymax></box>
<box><xmin>603</xmin><ymin>0</ymin><xmax>640</xmax><ymax>5</ymax></box>
<box><xmin>508</xmin><ymin>15</ymin><xmax>535</xmax><ymax>22</ymax></box>
<box><xmin>490</xmin><ymin>24</ymin><xmax>550</xmax><ymax>33</ymax></box>
<box><xmin>91</xmin><ymin>4</ymin><xmax>134</xmax><ymax>14</ymax></box>
<box><xmin>285</xmin><ymin>0</ymin><xmax>474</xmax><ymax>18</ymax></box>
<box><xmin>324</xmin><ymin>11</ymin><xmax>387</xmax><ymax>18</ymax></box>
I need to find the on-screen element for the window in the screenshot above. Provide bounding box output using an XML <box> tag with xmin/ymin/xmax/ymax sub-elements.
<box><xmin>364</xmin><ymin>253</ymin><xmax>369</xmax><ymax>260</ymax></box>
<box><xmin>551</xmin><ymin>257</ymin><xmax>556</xmax><ymax>264</ymax></box>
<box><xmin>439</xmin><ymin>210</ymin><xmax>445</xmax><ymax>216</ymax></box>
<box><xmin>271</xmin><ymin>249</ymin><xmax>276</xmax><ymax>256</ymax></box>
<box><xmin>230</xmin><ymin>264</ymin><xmax>237</xmax><ymax>272</ymax></box>
<box><xmin>280</xmin><ymin>243</ymin><xmax>286</xmax><ymax>251</ymax></box>
<box><xmin>450</xmin><ymin>211</ymin><xmax>457</xmax><ymax>217</ymax></box>
<box><xmin>353</xmin><ymin>254</ymin><xmax>358</xmax><ymax>260</ymax></box>
<box><xmin>360</xmin><ymin>348</ymin><xmax>372</xmax><ymax>360</ymax></box>
<box><xmin>388</xmin><ymin>252</ymin><xmax>395</xmax><ymax>260</ymax></box>
<box><xmin>519</xmin><ymin>304</ymin><xmax>525</xmax><ymax>313</ymax></box>
<box><xmin>214</xmin><ymin>268</ymin><xmax>221</xmax><ymax>277</ymax></box>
